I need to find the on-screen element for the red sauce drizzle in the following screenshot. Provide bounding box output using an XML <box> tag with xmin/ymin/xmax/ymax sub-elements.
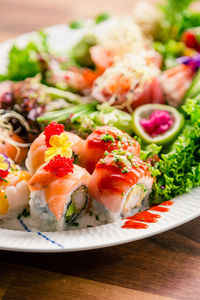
<box><xmin>126</xmin><ymin>211</ymin><xmax>160</xmax><ymax>223</ymax></box>
<box><xmin>150</xmin><ymin>206</ymin><xmax>169</xmax><ymax>212</ymax></box>
<box><xmin>122</xmin><ymin>220</ymin><xmax>149</xmax><ymax>229</ymax></box>
<box><xmin>161</xmin><ymin>200</ymin><xmax>173</xmax><ymax>206</ymax></box>
<box><xmin>121</xmin><ymin>200</ymin><xmax>174</xmax><ymax>229</ymax></box>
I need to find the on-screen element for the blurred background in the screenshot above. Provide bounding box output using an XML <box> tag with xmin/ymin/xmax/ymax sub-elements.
<box><xmin>0</xmin><ymin>0</ymin><xmax>159</xmax><ymax>41</ymax></box>
<box><xmin>1</xmin><ymin>0</ymin><xmax>200</xmax><ymax>42</ymax></box>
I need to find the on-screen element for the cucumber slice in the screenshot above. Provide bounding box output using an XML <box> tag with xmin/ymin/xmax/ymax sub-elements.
<box><xmin>132</xmin><ymin>104</ymin><xmax>184</xmax><ymax>145</ymax></box>
<box><xmin>65</xmin><ymin>186</ymin><xmax>88</xmax><ymax>224</ymax></box>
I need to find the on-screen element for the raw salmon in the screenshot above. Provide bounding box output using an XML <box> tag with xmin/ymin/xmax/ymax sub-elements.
<box><xmin>26</xmin><ymin>131</ymin><xmax>85</xmax><ymax>174</ymax></box>
<box><xmin>92</xmin><ymin>53</ymin><xmax>164</xmax><ymax>111</ymax></box>
<box><xmin>88</xmin><ymin>151</ymin><xmax>153</xmax><ymax>218</ymax></box>
<box><xmin>79</xmin><ymin>126</ymin><xmax>140</xmax><ymax>174</ymax></box>
<box><xmin>29</xmin><ymin>164</ymin><xmax>91</xmax><ymax>222</ymax></box>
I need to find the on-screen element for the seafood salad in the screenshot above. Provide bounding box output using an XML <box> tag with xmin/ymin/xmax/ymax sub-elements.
<box><xmin>0</xmin><ymin>0</ymin><xmax>200</xmax><ymax>231</ymax></box>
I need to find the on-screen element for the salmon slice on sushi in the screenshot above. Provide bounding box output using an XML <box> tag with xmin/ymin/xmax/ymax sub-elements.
<box><xmin>79</xmin><ymin>126</ymin><xmax>140</xmax><ymax>174</ymax></box>
<box><xmin>26</xmin><ymin>121</ymin><xmax>85</xmax><ymax>174</ymax></box>
<box><xmin>0</xmin><ymin>154</ymin><xmax>31</xmax><ymax>220</ymax></box>
<box><xmin>28</xmin><ymin>155</ymin><xmax>91</xmax><ymax>230</ymax></box>
<box><xmin>88</xmin><ymin>150</ymin><xmax>153</xmax><ymax>220</ymax></box>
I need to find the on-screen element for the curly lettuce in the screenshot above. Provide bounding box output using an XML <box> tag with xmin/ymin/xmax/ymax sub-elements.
<box><xmin>150</xmin><ymin>95</ymin><xmax>200</xmax><ymax>204</ymax></box>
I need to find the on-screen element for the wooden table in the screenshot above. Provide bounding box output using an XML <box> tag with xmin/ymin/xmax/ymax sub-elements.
<box><xmin>0</xmin><ymin>0</ymin><xmax>200</xmax><ymax>299</ymax></box>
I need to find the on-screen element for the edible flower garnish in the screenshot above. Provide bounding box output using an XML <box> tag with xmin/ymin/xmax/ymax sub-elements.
<box><xmin>44</xmin><ymin>155</ymin><xmax>74</xmax><ymax>177</ymax></box>
<box><xmin>44</xmin><ymin>132</ymin><xmax>72</xmax><ymax>162</ymax></box>
<box><xmin>176</xmin><ymin>53</ymin><xmax>200</xmax><ymax>70</ymax></box>
<box><xmin>0</xmin><ymin>154</ymin><xmax>10</xmax><ymax>182</ymax></box>
<box><xmin>44</xmin><ymin>121</ymin><xmax>64</xmax><ymax>147</ymax></box>
<box><xmin>0</xmin><ymin>154</ymin><xmax>10</xmax><ymax>171</ymax></box>
<box><xmin>0</xmin><ymin>170</ymin><xmax>9</xmax><ymax>182</ymax></box>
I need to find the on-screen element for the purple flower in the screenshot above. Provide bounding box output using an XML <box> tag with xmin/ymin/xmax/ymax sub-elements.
<box><xmin>0</xmin><ymin>153</ymin><xmax>10</xmax><ymax>171</ymax></box>
<box><xmin>176</xmin><ymin>53</ymin><xmax>200</xmax><ymax>69</ymax></box>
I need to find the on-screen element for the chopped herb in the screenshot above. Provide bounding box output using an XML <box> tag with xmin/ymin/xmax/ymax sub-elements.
<box><xmin>4</xmin><ymin>195</ymin><xmax>7</xmax><ymax>199</ymax></box>
<box><xmin>114</xmin><ymin>156</ymin><xmax>119</xmax><ymax>163</ymax></box>
<box><xmin>101</xmin><ymin>133</ymin><xmax>115</xmax><ymax>143</ymax></box>
<box><xmin>121</xmin><ymin>167</ymin><xmax>129</xmax><ymax>174</ymax></box>
<box><xmin>95</xmin><ymin>12</ymin><xmax>110</xmax><ymax>24</ymax></box>
<box><xmin>127</xmin><ymin>154</ymin><xmax>133</xmax><ymax>162</ymax></box>
<box><xmin>117</xmin><ymin>141</ymin><xmax>122</xmax><ymax>148</ymax></box>
<box><xmin>112</xmin><ymin>150</ymin><xmax>126</xmax><ymax>155</ymax></box>
<box><xmin>100</xmin><ymin>159</ymin><xmax>106</xmax><ymax>164</ymax></box>
<box><xmin>113</xmin><ymin>154</ymin><xmax>132</xmax><ymax>170</ymax></box>
<box><xmin>116</xmin><ymin>135</ymin><xmax>122</xmax><ymax>141</ymax></box>
<box><xmin>69</xmin><ymin>19</ymin><xmax>84</xmax><ymax>29</ymax></box>
<box><xmin>121</xmin><ymin>192</ymin><xmax>125</xmax><ymax>197</ymax></box>
<box><xmin>95</xmin><ymin>215</ymin><xmax>99</xmax><ymax>221</ymax></box>
<box><xmin>89</xmin><ymin>211</ymin><xmax>93</xmax><ymax>216</ymax></box>
<box><xmin>0</xmin><ymin>177</ymin><xmax>8</xmax><ymax>182</ymax></box>
<box><xmin>104</xmin><ymin>151</ymin><xmax>109</xmax><ymax>156</ymax></box>
<box><xmin>72</xmin><ymin>222</ymin><xmax>79</xmax><ymax>227</ymax></box>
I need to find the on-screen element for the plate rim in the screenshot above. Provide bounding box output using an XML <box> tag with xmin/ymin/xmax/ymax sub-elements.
<box><xmin>0</xmin><ymin>23</ymin><xmax>200</xmax><ymax>253</ymax></box>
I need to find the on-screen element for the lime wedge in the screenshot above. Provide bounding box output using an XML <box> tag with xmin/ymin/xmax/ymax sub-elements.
<box><xmin>132</xmin><ymin>104</ymin><xmax>184</xmax><ymax>145</ymax></box>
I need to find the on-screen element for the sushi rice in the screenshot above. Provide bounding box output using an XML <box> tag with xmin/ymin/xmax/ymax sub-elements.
<box><xmin>28</xmin><ymin>164</ymin><xmax>91</xmax><ymax>231</ymax></box>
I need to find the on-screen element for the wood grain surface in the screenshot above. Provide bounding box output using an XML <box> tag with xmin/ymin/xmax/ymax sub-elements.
<box><xmin>0</xmin><ymin>0</ymin><xmax>200</xmax><ymax>299</ymax></box>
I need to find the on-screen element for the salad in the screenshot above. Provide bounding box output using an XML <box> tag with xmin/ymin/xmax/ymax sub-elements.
<box><xmin>0</xmin><ymin>0</ymin><xmax>200</xmax><ymax>231</ymax></box>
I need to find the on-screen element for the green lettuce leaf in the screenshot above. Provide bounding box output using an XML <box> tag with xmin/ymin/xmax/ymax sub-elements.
<box><xmin>74</xmin><ymin>103</ymin><xmax>133</xmax><ymax>135</ymax></box>
<box><xmin>7</xmin><ymin>43</ymin><xmax>41</xmax><ymax>81</ymax></box>
<box><xmin>1</xmin><ymin>31</ymin><xmax>49</xmax><ymax>81</ymax></box>
<box><xmin>150</xmin><ymin>96</ymin><xmax>200</xmax><ymax>204</ymax></box>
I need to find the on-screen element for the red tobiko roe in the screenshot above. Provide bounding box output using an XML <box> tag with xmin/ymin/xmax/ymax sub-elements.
<box><xmin>0</xmin><ymin>169</ymin><xmax>9</xmax><ymax>181</ymax></box>
<box><xmin>140</xmin><ymin>110</ymin><xmax>174</xmax><ymax>137</ymax></box>
<box><xmin>44</xmin><ymin>155</ymin><xmax>74</xmax><ymax>177</ymax></box>
<box><xmin>44</xmin><ymin>122</ymin><xmax>64</xmax><ymax>147</ymax></box>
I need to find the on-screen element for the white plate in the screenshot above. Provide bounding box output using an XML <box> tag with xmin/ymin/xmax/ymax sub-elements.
<box><xmin>0</xmin><ymin>24</ymin><xmax>200</xmax><ymax>253</ymax></box>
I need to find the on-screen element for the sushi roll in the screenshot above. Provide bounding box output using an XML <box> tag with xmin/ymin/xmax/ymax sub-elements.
<box><xmin>88</xmin><ymin>150</ymin><xmax>153</xmax><ymax>220</ymax></box>
<box><xmin>0</xmin><ymin>154</ymin><xmax>31</xmax><ymax>220</ymax></box>
<box><xmin>26</xmin><ymin>121</ymin><xmax>85</xmax><ymax>174</ymax></box>
<box><xmin>91</xmin><ymin>53</ymin><xmax>164</xmax><ymax>112</ymax></box>
<box><xmin>79</xmin><ymin>126</ymin><xmax>140</xmax><ymax>174</ymax></box>
<box><xmin>28</xmin><ymin>155</ymin><xmax>91</xmax><ymax>230</ymax></box>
